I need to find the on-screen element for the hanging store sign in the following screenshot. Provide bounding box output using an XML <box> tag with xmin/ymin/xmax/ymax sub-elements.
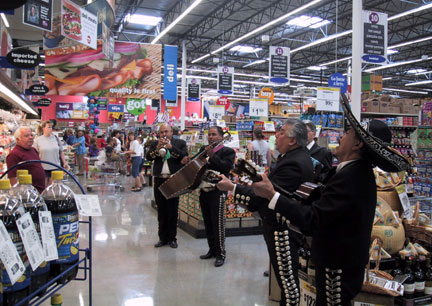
<box><xmin>328</xmin><ymin>73</ymin><xmax>348</xmax><ymax>94</ymax></box>
<box><xmin>269</xmin><ymin>46</ymin><xmax>290</xmax><ymax>84</ymax></box>
<box><xmin>107</xmin><ymin>104</ymin><xmax>124</xmax><ymax>120</ymax></box>
<box><xmin>85</xmin><ymin>0</ymin><xmax>115</xmax><ymax>36</ymax></box>
<box><xmin>249</xmin><ymin>98</ymin><xmax>268</xmax><ymax>117</ymax></box>
<box><xmin>38</xmin><ymin>98</ymin><xmax>52</xmax><ymax>107</ymax></box>
<box><xmin>23</xmin><ymin>0</ymin><xmax>53</xmax><ymax>31</ymax></box>
<box><xmin>61</xmin><ymin>0</ymin><xmax>98</xmax><ymax>50</ymax></box>
<box><xmin>29</xmin><ymin>84</ymin><xmax>49</xmax><ymax>95</ymax></box>
<box><xmin>362</xmin><ymin>10</ymin><xmax>388</xmax><ymax>64</ymax></box>
<box><xmin>258</xmin><ymin>87</ymin><xmax>274</xmax><ymax>104</ymax></box>
<box><xmin>187</xmin><ymin>78</ymin><xmax>201</xmax><ymax>101</ymax></box>
<box><xmin>217</xmin><ymin>96</ymin><xmax>230</xmax><ymax>110</ymax></box>
<box><xmin>126</xmin><ymin>98</ymin><xmax>146</xmax><ymax>116</ymax></box>
<box><xmin>316</xmin><ymin>87</ymin><xmax>340</xmax><ymax>112</ymax></box>
<box><xmin>163</xmin><ymin>45</ymin><xmax>178</xmax><ymax>101</ymax></box>
<box><xmin>217</xmin><ymin>66</ymin><xmax>234</xmax><ymax>95</ymax></box>
<box><xmin>166</xmin><ymin>99</ymin><xmax>178</xmax><ymax>108</ymax></box>
<box><xmin>6</xmin><ymin>48</ymin><xmax>40</xmax><ymax>69</ymax></box>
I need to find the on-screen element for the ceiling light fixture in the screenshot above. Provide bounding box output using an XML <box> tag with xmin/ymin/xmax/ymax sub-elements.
<box><xmin>192</xmin><ymin>0</ymin><xmax>322</xmax><ymax>63</ymax></box>
<box><xmin>291</xmin><ymin>30</ymin><xmax>352</xmax><ymax>54</ymax></box>
<box><xmin>382</xmin><ymin>77</ymin><xmax>392</xmax><ymax>80</ymax></box>
<box><xmin>390</xmin><ymin>35</ymin><xmax>432</xmax><ymax>49</ymax></box>
<box><xmin>382</xmin><ymin>87</ymin><xmax>428</xmax><ymax>95</ymax></box>
<box><xmin>151</xmin><ymin>0</ymin><xmax>202</xmax><ymax>44</ymax></box>
<box><xmin>126</xmin><ymin>14</ymin><xmax>162</xmax><ymax>26</ymax></box>
<box><xmin>415</xmin><ymin>70</ymin><xmax>432</xmax><ymax>75</ymax></box>
<box><xmin>307</xmin><ymin>65</ymin><xmax>327</xmax><ymax>71</ymax></box>
<box><xmin>0</xmin><ymin>83</ymin><xmax>38</xmax><ymax>115</ymax></box>
<box><xmin>388</xmin><ymin>3</ymin><xmax>432</xmax><ymax>21</ymax></box>
<box><xmin>230</xmin><ymin>46</ymin><xmax>262</xmax><ymax>53</ymax></box>
<box><xmin>405</xmin><ymin>80</ymin><xmax>432</xmax><ymax>86</ymax></box>
<box><xmin>407</xmin><ymin>68</ymin><xmax>427</xmax><ymax>74</ymax></box>
<box><xmin>365</xmin><ymin>56</ymin><xmax>431</xmax><ymax>73</ymax></box>
<box><xmin>1</xmin><ymin>13</ymin><xmax>9</xmax><ymax>28</ymax></box>
<box><xmin>319</xmin><ymin>56</ymin><xmax>351</xmax><ymax>67</ymax></box>
<box><xmin>286</xmin><ymin>15</ymin><xmax>330</xmax><ymax>28</ymax></box>
<box><xmin>243</xmin><ymin>59</ymin><xmax>267</xmax><ymax>68</ymax></box>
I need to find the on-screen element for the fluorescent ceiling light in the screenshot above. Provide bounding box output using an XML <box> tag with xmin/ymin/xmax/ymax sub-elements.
<box><xmin>406</xmin><ymin>80</ymin><xmax>432</xmax><ymax>86</ymax></box>
<box><xmin>319</xmin><ymin>56</ymin><xmax>351</xmax><ymax>67</ymax></box>
<box><xmin>390</xmin><ymin>35</ymin><xmax>432</xmax><ymax>49</ymax></box>
<box><xmin>1</xmin><ymin>13</ymin><xmax>9</xmax><ymax>28</ymax></box>
<box><xmin>382</xmin><ymin>77</ymin><xmax>392</xmax><ymax>80</ymax></box>
<box><xmin>382</xmin><ymin>87</ymin><xmax>428</xmax><ymax>94</ymax></box>
<box><xmin>387</xmin><ymin>49</ymin><xmax>398</xmax><ymax>55</ymax></box>
<box><xmin>243</xmin><ymin>59</ymin><xmax>267</xmax><ymax>67</ymax></box>
<box><xmin>407</xmin><ymin>68</ymin><xmax>427</xmax><ymax>74</ymax></box>
<box><xmin>307</xmin><ymin>65</ymin><xmax>326</xmax><ymax>71</ymax></box>
<box><xmin>388</xmin><ymin>3</ymin><xmax>432</xmax><ymax>21</ymax></box>
<box><xmin>286</xmin><ymin>15</ymin><xmax>330</xmax><ymax>28</ymax></box>
<box><xmin>191</xmin><ymin>53</ymin><xmax>211</xmax><ymax>64</ymax></box>
<box><xmin>229</xmin><ymin>46</ymin><xmax>262</xmax><ymax>53</ymax></box>
<box><xmin>126</xmin><ymin>14</ymin><xmax>162</xmax><ymax>26</ymax></box>
<box><xmin>365</xmin><ymin>56</ymin><xmax>431</xmax><ymax>73</ymax></box>
<box><xmin>291</xmin><ymin>30</ymin><xmax>352</xmax><ymax>54</ymax></box>
<box><xmin>416</xmin><ymin>70</ymin><xmax>432</xmax><ymax>75</ymax></box>
<box><xmin>152</xmin><ymin>0</ymin><xmax>202</xmax><ymax>44</ymax></box>
<box><xmin>0</xmin><ymin>83</ymin><xmax>38</xmax><ymax>115</ymax></box>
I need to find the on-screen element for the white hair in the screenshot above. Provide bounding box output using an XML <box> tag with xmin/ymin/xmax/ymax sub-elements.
<box><xmin>14</xmin><ymin>126</ymin><xmax>32</xmax><ymax>140</ymax></box>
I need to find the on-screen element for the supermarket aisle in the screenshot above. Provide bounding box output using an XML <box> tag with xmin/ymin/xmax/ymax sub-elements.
<box><xmin>42</xmin><ymin>176</ymin><xmax>278</xmax><ymax>306</ymax></box>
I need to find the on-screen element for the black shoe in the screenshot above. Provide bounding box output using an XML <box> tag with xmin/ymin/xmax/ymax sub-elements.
<box><xmin>200</xmin><ymin>252</ymin><xmax>214</xmax><ymax>260</ymax></box>
<box><xmin>263</xmin><ymin>270</ymin><xmax>269</xmax><ymax>277</ymax></box>
<box><xmin>169</xmin><ymin>241</ymin><xmax>178</xmax><ymax>248</ymax></box>
<box><xmin>154</xmin><ymin>241</ymin><xmax>166</xmax><ymax>248</ymax></box>
<box><xmin>214</xmin><ymin>256</ymin><xmax>224</xmax><ymax>267</ymax></box>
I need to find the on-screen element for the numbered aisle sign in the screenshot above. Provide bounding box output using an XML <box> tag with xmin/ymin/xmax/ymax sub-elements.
<box><xmin>316</xmin><ymin>87</ymin><xmax>340</xmax><ymax>112</ymax></box>
<box><xmin>249</xmin><ymin>98</ymin><xmax>268</xmax><ymax>117</ymax></box>
<box><xmin>209</xmin><ymin>105</ymin><xmax>225</xmax><ymax>120</ymax></box>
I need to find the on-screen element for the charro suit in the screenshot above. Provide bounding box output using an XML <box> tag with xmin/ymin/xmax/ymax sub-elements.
<box><xmin>199</xmin><ymin>145</ymin><xmax>235</xmax><ymax>259</ymax></box>
<box><xmin>234</xmin><ymin>146</ymin><xmax>314</xmax><ymax>306</ymax></box>
<box><xmin>146</xmin><ymin>138</ymin><xmax>188</xmax><ymax>244</ymax></box>
<box><xmin>270</xmin><ymin>159</ymin><xmax>376</xmax><ymax>305</ymax></box>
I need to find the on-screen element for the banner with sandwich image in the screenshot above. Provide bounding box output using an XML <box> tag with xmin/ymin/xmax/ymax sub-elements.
<box><xmin>44</xmin><ymin>41</ymin><xmax>161</xmax><ymax>99</ymax></box>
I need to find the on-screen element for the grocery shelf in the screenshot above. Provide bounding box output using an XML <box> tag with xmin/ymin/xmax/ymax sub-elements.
<box><xmin>388</xmin><ymin>126</ymin><xmax>417</xmax><ymax>129</ymax></box>
<box><xmin>361</xmin><ymin>112</ymin><xmax>418</xmax><ymax>117</ymax></box>
<box><xmin>0</xmin><ymin>142</ymin><xmax>16</xmax><ymax>149</ymax></box>
<box><xmin>418</xmin><ymin>126</ymin><xmax>432</xmax><ymax>129</ymax></box>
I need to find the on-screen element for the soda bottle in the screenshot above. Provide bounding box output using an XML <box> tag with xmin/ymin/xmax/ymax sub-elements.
<box><xmin>11</xmin><ymin>169</ymin><xmax>29</xmax><ymax>188</ymax></box>
<box><xmin>0</xmin><ymin>178</ymin><xmax>30</xmax><ymax>306</ymax></box>
<box><xmin>17</xmin><ymin>174</ymin><xmax>50</xmax><ymax>294</ymax></box>
<box><xmin>42</xmin><ymin>171</ymin><xmax>79</xmax><ymax>284</ymax></box>
<box><xmin>50</xmin><ymin>293</ymin><xmax>63</xmax><ymax>306</ymax></box>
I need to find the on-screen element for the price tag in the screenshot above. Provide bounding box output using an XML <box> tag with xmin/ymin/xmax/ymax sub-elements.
<box><xmin>395</xmin><ymin>184</ymin><xmax>411</xmax><ymax>218</ymax></box>
<box><xmin>39</xmin><ymin>211</ymin><xmax>59</xmax><ymax>261</ymax></box>
<box><xmin>216</xmin><ymin>119</ymin><xmax>226</xmax><ymax>128</ymax></box>
<box><xmin>249</xmin><ymin>99</ymin><xmax>268</xmax><ymax>117</ymax></box>
<box><xmin>354</xmin><ymin>303</ymin><xmax>385</xmax><ymax>306</ymax></box>
<box><xmin>0</xmin><ymin>220</ymin><xmax>25</xmax><ymax>285</ymax></box>
<box><xmin>225</xmin><ymin>131</ymin><xmax>240</xmax><ymax>149</ymax></box>
<box><xmin>263</xmin><ymin>122</ymin><xmax>275</xmax><ymax>132</ymax></box>
<box><xmin>74</xmin><ymin>195</ymin><xmax>102</xmax><ymax>216</ymax></box>
<box><xmin>300</xmin><ymin>278</ymin><xmax>316</xmax><ymax>306</ymax></box>
<box><xmin>316</xmin><ymin>87</ymin><xmax>340</xmax><ymax>112</ymax></box>
<box><xmin>209</xmin><ymin>105</ymin><xmax>225</xmax><ymax>120</ymax></box>
<box><xmin>16</xmin><ymin>212</ymin><xmax>44</xmax><ymax>271</ymax></box>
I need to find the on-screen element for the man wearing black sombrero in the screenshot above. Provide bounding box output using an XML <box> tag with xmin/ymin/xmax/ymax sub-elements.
<box><xmin>251</xmin><ymin>94</ymin><xmax>410</xmax><ymax>305</ymax></box>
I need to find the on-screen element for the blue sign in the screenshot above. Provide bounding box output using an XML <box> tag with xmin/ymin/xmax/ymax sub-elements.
<box><xmin>107</xmin><ymin>104</ymin><xmax>124</xmax><ymax>112</ymax></box>
<box><xmin>328</xmin><ymin>73</ymin><xmax>348</xmax><ymax>94</ymax></box>
<box><xmin>362</xmin><ymin>54</ymin><xmax>386</xmax><ymax>63</ymax></box>
<box><xmin>217</xmin><ymin>90</ymin><xmax>232</xmax><ymax>95</ymax></box>
<box><xmin>270</xmin><ymin>77</ymin><xmax>289</xmax><ymax>83</ymax></box>
<box><xmin>163</xmin><ymin>46</ymin><xmax>178</xmax><ymax>101</ymax></box>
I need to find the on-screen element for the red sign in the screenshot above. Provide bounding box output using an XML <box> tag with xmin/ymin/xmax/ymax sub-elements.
<box><xmin>217</xmin><ymin>96</ymin><xmax>230</xmax><ymax>110</ymax></box>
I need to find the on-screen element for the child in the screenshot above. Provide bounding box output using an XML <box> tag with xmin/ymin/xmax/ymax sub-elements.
<box><xmin>89</xmin><ymin>137</ymin><xmax>99</xmax><ymax>157</ymax></box>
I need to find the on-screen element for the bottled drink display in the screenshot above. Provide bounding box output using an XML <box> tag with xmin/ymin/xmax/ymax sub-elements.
<box><xmin>414</xmin><ymin>257</ymin><xmax>426</xmax><ymax>297</ymax></box>
<box><xmin>42</xmin><ymin>171</ymin><xmax>79</xmax><ymax>284</ymax></box>
<box><xmin>12</xmin><ymin>170</ymin><xmax>28</xmax><ymax>188</ymax></box>
<box><xmin>0</xmin><ymin>179</ymin><xmax>30</xmax><ymax>306</ymax></box>
<box><xmin>404</xmin><ymin>257</ymin><xmax>415</xmax><ymax>299</ymax></box>
<box><xmin>17</xmin><ymin>174</ymin><xmax>50</xmax><ymax>294</ymax></box>
<box><xmin>425</xmin><ymin>257</ymin><xmax>432</xmax><ymax>295</ymax></box>
<box><xmin>391</xmin><ymin>256</ymin><xmax>403</xmax><ymax>278</ymax></box>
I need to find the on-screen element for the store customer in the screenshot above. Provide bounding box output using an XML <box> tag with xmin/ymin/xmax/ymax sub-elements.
<box><xmin>248</xmin><ymin>128</ymin><xmax>271</xmax><ymax>166</ymax></box>
<box><xmin>71</xmin><ymin>130</ymin><xmax>87</xmax><ymax>176</ymax></box>
<box><xmin>124</xmin><ymin>132</ymin><xmax>143</xmax><ymax>192</ymax></box>
<box><xmin>198</xmin><ymin>126</ymin><xmax>235</xmax><ymax>267</ymax></box>
<box><xmin>7</xmin><ymin>126</ymin><xmax>46</xmax><ymax>193</ymax></box>
<box><xmin>34</xmin><ymin>120</ymin><xmax>69</xmax><ymax>185</ymax></box>
<box><xmin>251</xmin><ymin>98</ymin><xmax>410</xmax><ymax>306</ymax></box>
<box><xmin>88</xmin><ymin>137</ymin><xmax>99</xmax><ymax>158</ymax></box>
<box><xmin>146</xmin><ymin>124</ymin><xmax>188</xmax><ymax>249</ymax></box>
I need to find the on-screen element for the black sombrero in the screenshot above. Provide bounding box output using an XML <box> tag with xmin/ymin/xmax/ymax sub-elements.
<box><xmin>340</xmin><ymin>94</ymin><xmax>410</xmax><ymax>172</ymax></box>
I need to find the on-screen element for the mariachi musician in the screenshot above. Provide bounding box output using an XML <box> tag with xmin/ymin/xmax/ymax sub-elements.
<box><xmin>251</xmin><ymin>95</ymin><xmax>411</xmax><ymax>305</ymax></box>
<box><xmin>218</xmin><ymin>119</ymin><xmax>314</xmax><ymax>306</ymax></box>
<box><xmin>146</xmin><ymin>123</ymin><xmax>188</xmax><ymax>249</ymax></box>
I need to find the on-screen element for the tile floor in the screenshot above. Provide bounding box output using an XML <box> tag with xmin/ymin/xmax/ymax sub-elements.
<box><xmin>39</xmin><ymin>175</ymin><xmax>278</xmax><ymax>306</ymax></box>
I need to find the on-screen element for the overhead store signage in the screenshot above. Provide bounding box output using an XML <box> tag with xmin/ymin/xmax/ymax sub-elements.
<box><xmin>6</xmin><ymin>48</ymin><xmax>40</xmax><ymax>69</ymax></box>
<box><xmin>249</xmin><ymin>98</ymin><xmax>268</xmax><ymax>117</ymax></box>
<box><xmin>28</xmin><ymin>84</ymin><xmax>49</xmax><ymax>95</ymax></box>
<box><xmin>166</xmin><ymin>99</ymin><xmax>178</xmax><ymax>108</ymax></box>
<box><xmin>362</xmin><ymin>10</ymin><xmax>387</xmax><ymax>64</ymax></box>
<box><xmin>258</xmin><ymin>87</ymin><xmax>274</xmax><ymax>104</ymax></box>
<box><xmin>23</xmin><ymin>0</ymin><xmax>53</xmax><ymax>32</ymax></box>
<box><xmin>84</xmin><ymin>0</ymin><xmax>115</xmax><ymax>36</ymax></box>
<box><xmin>101</xmin><ymin>23</ymin><xmax>115</xmax><ymax>64</ymax></box>
<box><xmin>97</xmin><ymin>97</ymin><xmax>108</xmax><ymax>110</ymax></box>
<box><xmin>209</xmin><ymin>105</ymin><xmax>225</xmax><ymax>120</ymax></box>
<box><xmin>61</xmin><ymin>0</ymin><xmax>98</xmax><ymax>50</ymax></box>
<box><xmin>217</xmin><ymin>96</ymin><xmax>230</xmax><ymax>110</ymax></box>
<box><xmin>163</xmin><ymin>45</ymin><xmax>178</xmax><ymax>101</ymax></box>
<box><xmin>44</xmin><ymin>42</ymin><xmax>161</xmax><ymax>98</ymax></box>
<box><xmin>107</xmin><ymin>104</ymin><xmax>124</xmax><ymax>120</ymax></box>
<box><xmin>151</xmin><ymin>99</ymin><xmax>160</xmax><ymax>110</ymax></box>
<box><xmin>217</xmin><ymin>66</ymin><xmax>234</xmax><ymax>95</ymax></box>
<box><xmin>328</xmin><ymin>73</ymin><xmax>348</xmax><ymax>94</ymax></box>
<box><xmin>126</xmin><ymin>98</ymin><xmax>146</xmax><ymax>116</ymax></box>
<box><xmin>269</xmin><ymin>46</ymin><xmax>290</xmax><ymax>84</ymax></box>
<box><xmin>56</xmin><ymin>102</ymin><xmax>88</xmax><ymax>118</ymax></box>
<box><xmin>316</xmin><ymin>87</ymin><xmax>340</xmax><ymax>112</ymax></box>
<box><xmin>187</xmin><ymin>78</ymin><xmax>200</xmax><ymax>101</ymax></box>
<box><xmin>38</xmin><ymin>98</ymin><xmax>52</xmax><ymax>107</ymax></box>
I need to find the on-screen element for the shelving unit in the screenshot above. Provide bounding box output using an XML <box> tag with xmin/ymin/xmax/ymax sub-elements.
<box><xmin>361</xmin><ymin>112</ymin><xmax>419</xmax><ymax>117</ymax></box>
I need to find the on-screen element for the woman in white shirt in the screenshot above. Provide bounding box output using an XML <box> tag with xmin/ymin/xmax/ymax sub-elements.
<box><xmin>124</xmin><ymin>132</ymin><xmax>143</xmax><ymax>191</ymax></box>
<box><xmin>247</xmin><ymin>128</ymin><xmax>271</xmax><ymax>166</ymax></box>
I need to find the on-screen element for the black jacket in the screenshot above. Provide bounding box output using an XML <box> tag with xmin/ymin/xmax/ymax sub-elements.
<box><xmin>234</xmin><ymin>146</ymin><xmax>314</xmax><ymax>224</ymax></box>
<box><xmin>309</xmin><ymin>142</ymin><xmax>332</xmax><ymax>171</ymax></box>
<box><xmin>272</xmin><ymin>159</ymin><xmax>376</xmax><ymax>269</ymax></box>
<box><xmin>146</xmin><ymin>138</ymin><xmax>188</xmax><ymax>176</ymax></box>
<box><xmin>199</xmin><ymin>145</ymin><xmax>235</xmax><ymax>176</ymax></box>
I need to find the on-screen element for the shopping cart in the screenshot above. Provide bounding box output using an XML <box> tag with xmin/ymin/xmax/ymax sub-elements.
<box><xmin>85</xmin><ymin>156</ymin><xmax>124</xmax><ymax>192</ymax></box>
